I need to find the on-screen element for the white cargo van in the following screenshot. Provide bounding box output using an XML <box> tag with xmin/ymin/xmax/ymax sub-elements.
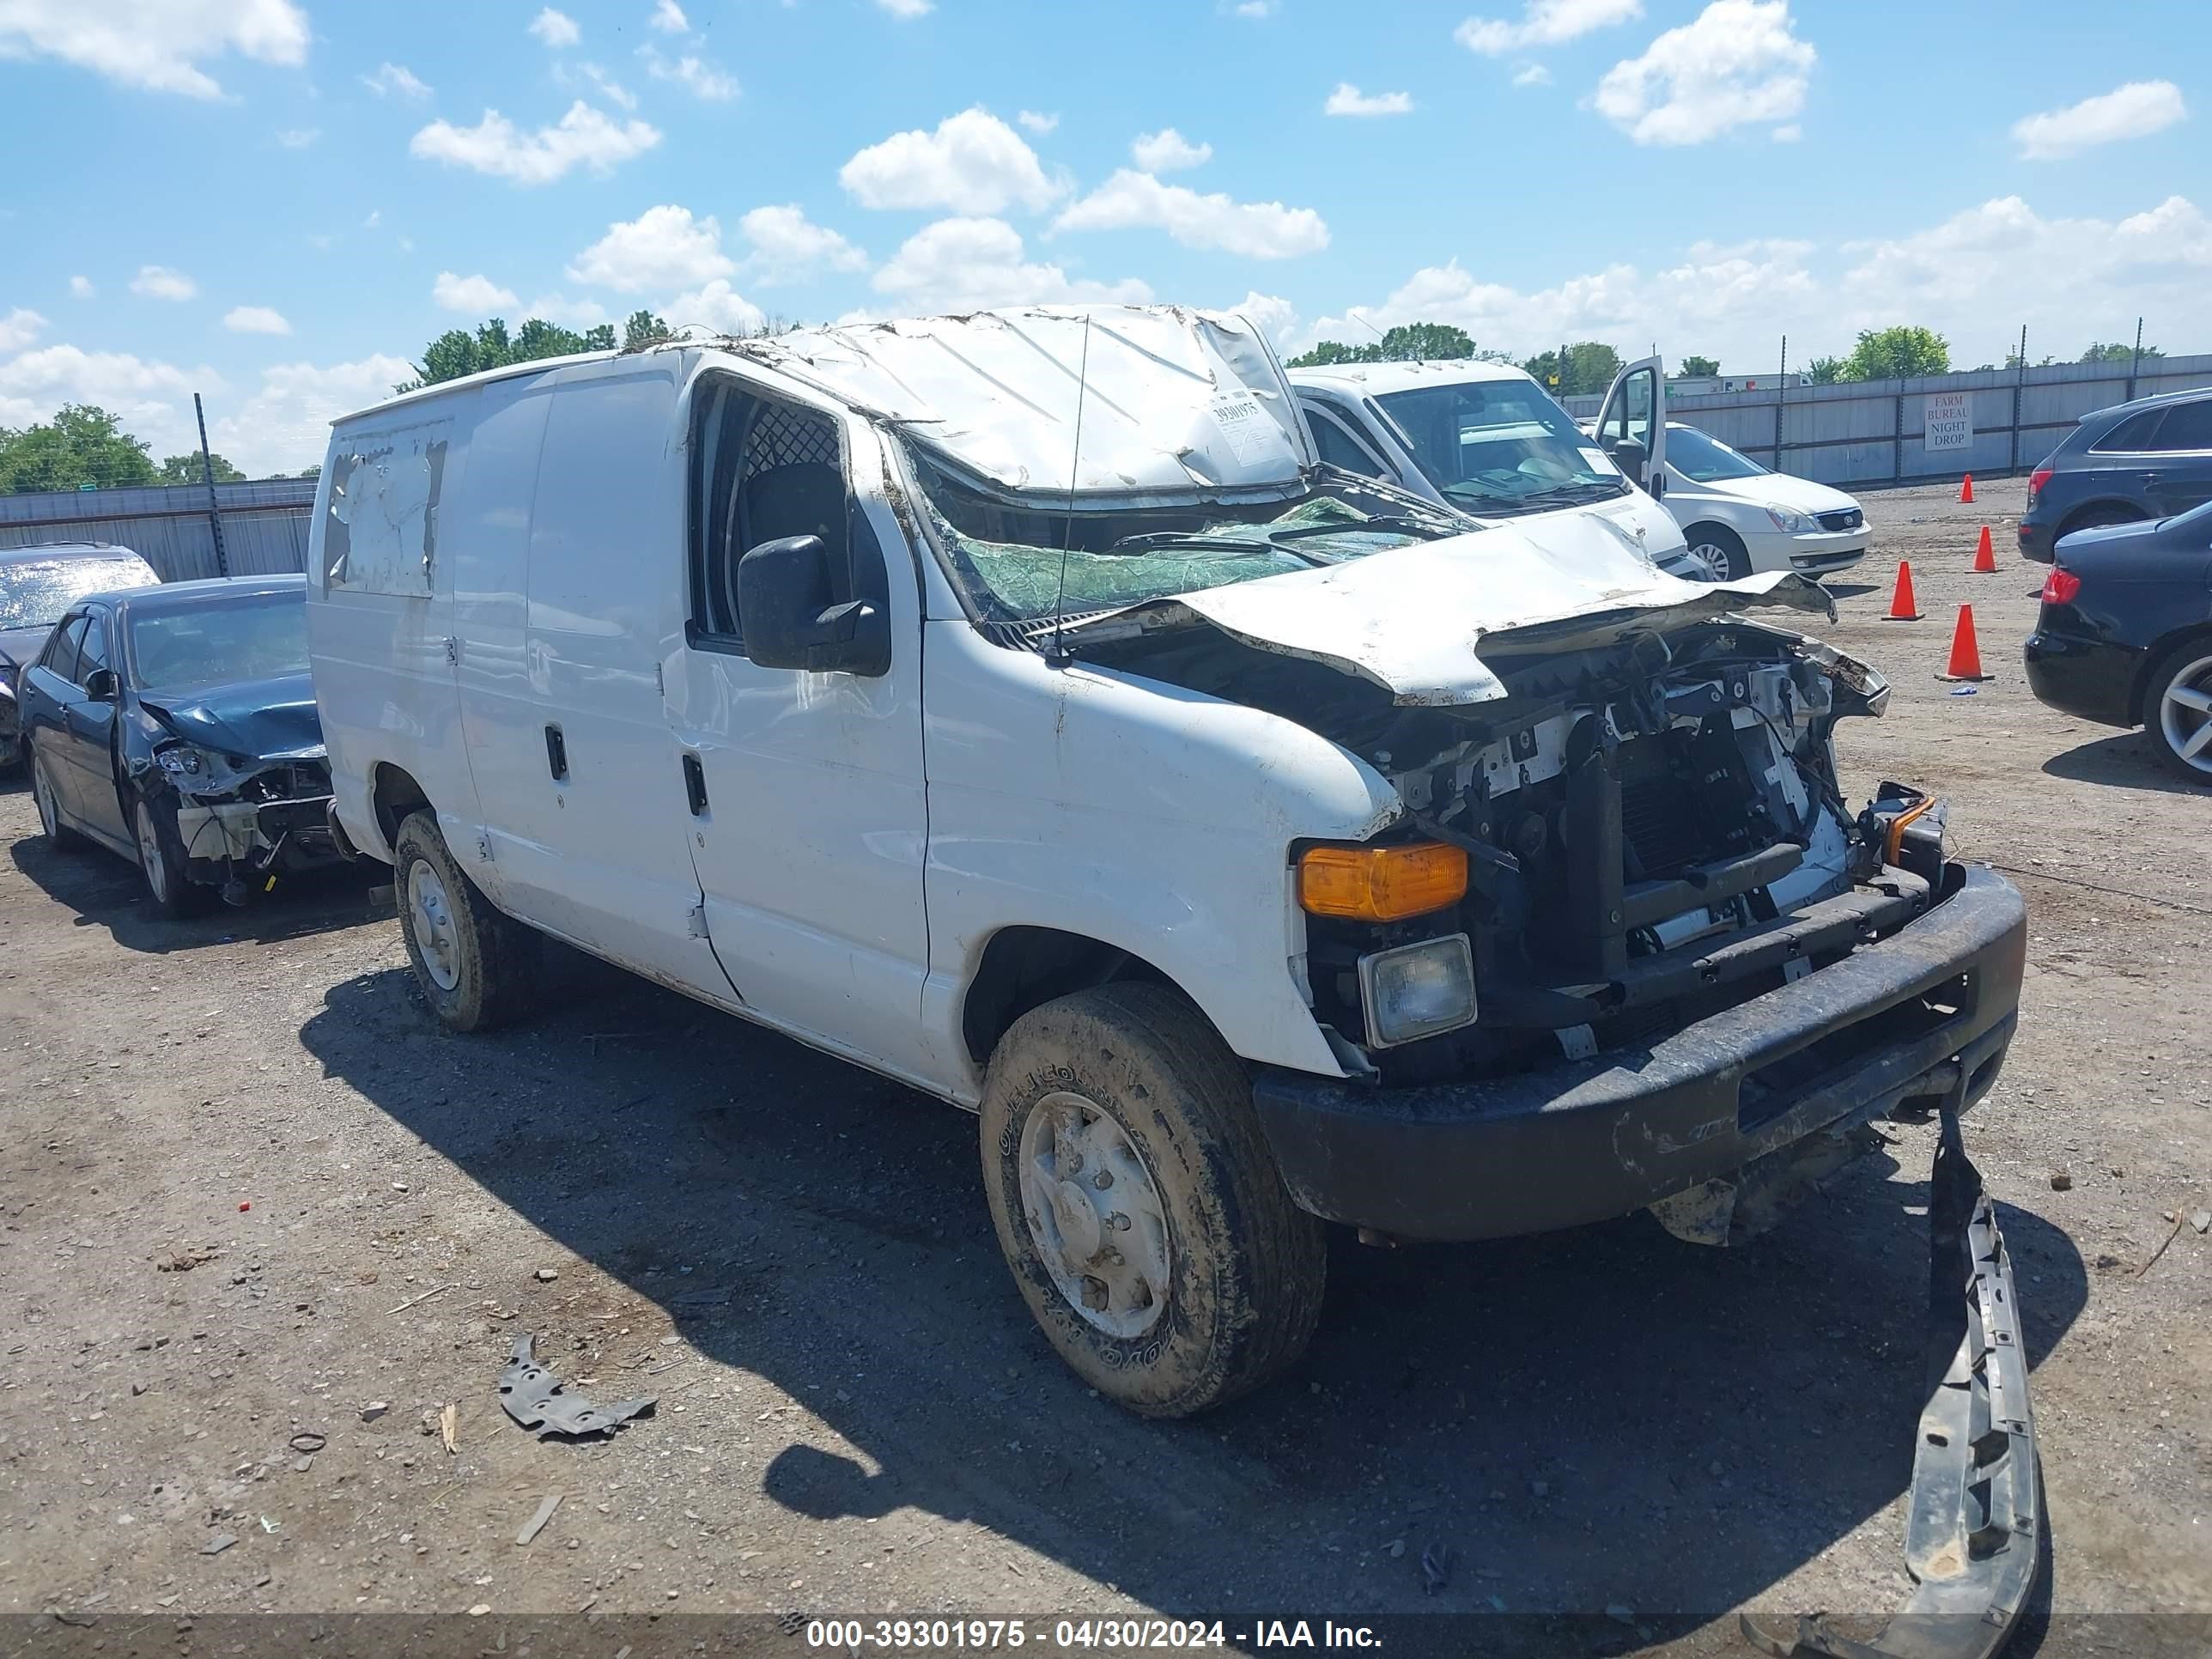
<box><xmin>307</xmin><ymin>305</ymin><xmax>2026</xmax><ymax>1418</ymax></box>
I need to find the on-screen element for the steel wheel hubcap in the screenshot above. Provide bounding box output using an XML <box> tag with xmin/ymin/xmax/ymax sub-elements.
<box><xmin>406</xmin><ymin>860</ymin><xmax>463</xmax><ymax>991</ymax></box>
<box><xmin>2159</xmin><ymin>654</ymin><xmax>2212</xmax><ymax>775</ymax></box>
<box><xmin>34</xmin><ymin>761</ymin><xmax>58</xmax><ymax>838</ymax></box>
<box><xmin>1684</xmin><ymin>542</ymin><xmax>1733</xmax><ymax>582</ymax></box>
<box><xmin>1018</xmin><ymin>1091</ymin><xmax>1171</xmax><ymax>1338</ymax></box>
<box><xmin>136</xmin><ymin>804</ymin><xmax>169</xmax><ymax>902</ymax></box>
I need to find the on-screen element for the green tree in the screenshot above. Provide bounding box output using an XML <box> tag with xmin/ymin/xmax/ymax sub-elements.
<box><xmin>2081</xmin><ymin>340</ymin><xmax>2164</xmax><ymax>364</ymax></box>
<box><xmin>1803</xmin><ymin>356</ymin><xmax>1844</xmax><ymax>385</ymax></box>
<box><xmin>1677</xmin><ymin>355</ymin><xmax>1721</xmax><ymax>379</ymax></box>
<box><xmin>623</xmin><ymin>309</ymin><xmax>674</xmax><ymax>350</ymax></box>
<box><xmin>0</xmin><ymin>404</ymin><xmax>159</xmax><ymax>494</ymax></box>
<box><xmin>1519</xmin><ymin>342</ymin><xmax>1623</xmax><ymax>398</ymax></box>
<box><xmin>1840</xmin><ymin>325</ymin><xmax>1949</xmax><ymax>381</ymax></box>
<box><xmin>1285</xmin><ymin>320</ymin><xmax>1478</xmax><ymax>368</ymax></box>
<box><xmin>297</xmin><ymin>463</ymin><xmax>323</xmax><ymax>479</ymax></box>
<box><xmin>157</xmin><ymin>451</ymin><xmax>246</xmax><ymax>486</ymax></box>
<box><xmin>399</xmin><ymin>314</ymin><xmax>622</xmax><ymax>392</ymax></box>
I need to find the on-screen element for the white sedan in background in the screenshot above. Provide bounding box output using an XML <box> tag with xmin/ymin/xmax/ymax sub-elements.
<box><xmin>1649</xmin><ymin>422</ymin><xmax>1874</xmax><ymax>582</ymax></box>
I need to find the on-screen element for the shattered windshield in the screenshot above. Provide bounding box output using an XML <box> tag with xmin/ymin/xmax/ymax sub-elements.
<box><xmin>129</xmin><ymin>592</ymin><xmax>309</xmax><ymax>693</ymax></box>
<box><xmin>0</xmin><ymin>557</ymin><xmax>151</xmax><ymax>630</ymax></box>
<box><xmin>902</xmin><ymin>446</ymin><xmax>1458</xmax><ymax>624</ymax></box>
<box><xmin>1374</xmin><ymin>380</ymin><xmax>1628</xmax><ymax>517</ymax></box>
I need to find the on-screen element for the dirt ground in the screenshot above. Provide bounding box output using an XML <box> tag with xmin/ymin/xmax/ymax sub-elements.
<box><xmin>2</xmin><ymin>477</ymin><xmax>2207</xmax><ymax>1655</ymax></box>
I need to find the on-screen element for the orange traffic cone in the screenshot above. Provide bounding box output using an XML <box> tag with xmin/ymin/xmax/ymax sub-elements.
<box><xmin>1885</xmin><ymin>561</ymin><xmax>1922</xmax><ymax>620</ymax></box>
<box><xmin>1972</xmin><ymin>525</ymin><xmax>1997</xmax><ymax>573</ymax></box>
<box><xmin>1958</xmin><ymin>473</ymin><xmax>1975</xmax><ymax>504</ymax></box>
<box><xmin>1936</xmin><ymin>605</ymin><xmax>1993</xmax><ymax>682</ymax></box>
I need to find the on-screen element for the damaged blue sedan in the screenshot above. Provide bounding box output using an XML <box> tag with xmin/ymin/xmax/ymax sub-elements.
<box><xmin>18</xmin><ymin>572</ymin><xmax>342</xmax><ymax>916</ymax></box>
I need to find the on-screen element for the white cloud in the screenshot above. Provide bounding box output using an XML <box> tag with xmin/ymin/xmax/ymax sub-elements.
<box><xmin>276</xmin><ymin>126</ymin><xmax>320</xmax><ymax>149</ymax></box>
<box><xmin>131</xmin><ymin>265</ymin><xmax>197</xmax><ymax>301</ymax></box>
<box><xmin>2012</xmin><ymin>81</ymin><xmax>2186</xmax><ymax>161</ymax></box>
<box><xmin>1772</xmin><ymin>123</ymin><xmax>1801</xmax><ymax>142</ymax></box>
<box><xmin>362</xmin><ymin>209</ymin><xmax>381</xmax><ymax>229</ymax></box>
<box><xmin>1229</xmin><ymin>1</ymin><xmax>1277</xmax><ymax>16</ymax></box>
<box><xmin>1017</xmin><ymin>110</ymin><xmax>1058</xmax><ymax>134</ymax></box>
<box><xmin>1227</xmin><ymin>291</ymin><xmax>1297</xmax><ymax>351</ymax></box>
<box><xmin>1595</xmin><ymin>0</ymin><xmax>1814</xmax><ymax>146</ymax></box>
<box><xmin>1456</xmin><ymin>0</ymin><xmax>1639</xmax><ymax>54</ymax></box>
<box><xmin>1511</xmin><ymin>64</ymin><xmax>1551</xmax><ymax>87</ymax></box>
<box><xmin>877</xmin><ymin>0</ymin><xmax>933</xmax><ymax>16</ymax></box>
<box><xmin>868</xmin><ymin>216</ymin><xmax>1151</xmax><ymax>313</ymax></box>
<box><xmin>666</xmin><ymin>279</ymin><xmax>766</xmax><ymax>336</ymax></box>
<box><xmin>361</xmin><ymin>61</ymin><xmax>431</xmax><ymax>98</ymax></box>
<box><xmin>1297</xmin><ymin>191</ymin><xmax>2212</xmax><ymax>386</ymax></box>
<box><xmin>223</xmin><ymin>305</ymin><xmax>291</xmax><ymax>335</ymax></box>
<box><xmin>567</xmin><ymin>205</ymin><xmax>734</xmax><ymax>293</ymax></box>
<box><xmin>738</xmin><ymin>204</ymin><xmax>867</xmax><ymax>283</ymax></box>
<box><xmin>0</xmin><ymin>309</ymin><xmax>46</xmax><ymax>352</ymax></box>
<box><xmin>1053</xmin><ymin>170</ymin><xmax>1328</xmax><ymax>259</ymax></box>
<box><xmin>68</xmin><ymin>276</ymin><xmax>94</xmax><ymax>300</ymax></box>
<box><xmin>641</xmin><ymin>45</ymin><xmax>738</xmax><ymax>100</ymax></box>
<box><xmin>410</xmin><ymin>102</ymin><xmax>662</xmax><ymax>185</ymax></box>
<box><xmin>557</xmin><ymin>60</ymin><xmax>637</xmax><ymax>110</ymax></box>
<box><xmin>433</xmin><ymin>271</ymin><xmax>520</xmax><ymax>313</ymax></box>
<box><xmin>209</xmin><ymin>354</ymin><xmax>419</xmax><ymax>477</ymax></box>
<box><xmin>520</xmin><ymin>293</ymin><xmax>611</xmax><ymax>328</ymax></box>
<box><xmin>840</xmin><ymin>107</ymin><xmax>1065</xmax><ymax>215</ymax></box>
<box><xmin>1325</xmin><ymin>84</ymin><xmax>1414</xmax><ymax>118</ymax></box>
<box><xmin>1131</xmin><ymin>128</ymin><xmax>1211</xmax><ymax>171</ymax></box>
<box><xmin>648</xmin><ymin>0</ymin><xmax>687</xmax><ymax>31</ymax></box>
<box><xmin>0</xmin><ymin>0</ymin><xmax>307</xmax><ymax>99</ymax></box>
<box><xmin>529</xmin><ymin>7</ymin><xmax>580</xmax><ymax>47</ymax></box>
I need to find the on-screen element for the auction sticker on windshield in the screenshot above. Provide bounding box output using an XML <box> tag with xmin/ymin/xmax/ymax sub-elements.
<box><xmin>1577</xmin><ymin>447</ymin><xmax>1620</xmax><ymax>475</ymax></box>
<box><xmin>1210</xmin><ymin>392</ymin><xmax>1272</xmax><ymax>465</ymax></box>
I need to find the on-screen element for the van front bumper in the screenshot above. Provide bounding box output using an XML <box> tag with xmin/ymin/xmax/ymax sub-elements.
<box><xmin>1251</xmin><ymin>865</ymin><xmax>2026</xmax><ymax>1242</ymax></box>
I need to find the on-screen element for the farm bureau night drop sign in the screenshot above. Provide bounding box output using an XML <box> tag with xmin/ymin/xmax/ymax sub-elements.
<box><xmin>1924</xmin><ymin>391</ymin><xmax>1972</xmax><ymax>453</ymax></box>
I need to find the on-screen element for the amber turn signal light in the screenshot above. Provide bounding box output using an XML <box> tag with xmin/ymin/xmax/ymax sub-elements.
<box><xmin>1297</xmin><ymin>842</ymin><xmax>1468</xmax><ymax>922</ymax></box>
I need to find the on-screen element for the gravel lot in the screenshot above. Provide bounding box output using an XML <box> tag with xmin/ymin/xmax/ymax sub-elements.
<box><xmin>3</xmin><ymin>478</ymin><xmax>2206</xmax><ymax>1654</ymax></box>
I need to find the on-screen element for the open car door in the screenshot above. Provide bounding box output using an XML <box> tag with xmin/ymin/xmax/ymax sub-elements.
<box><xmin>1594</xmin><ymin>356</ymin><xmax>1667</xmax><ymax>500</ymax></box>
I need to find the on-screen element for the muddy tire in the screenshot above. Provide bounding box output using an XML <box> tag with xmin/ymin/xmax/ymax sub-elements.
<box><xmin>133</xmin><ymin>793</ymin><xmax>212</xmax><ymax>920</ymax></box>
<box><xmin>31</xmin><ymin>752</ymin><xmax>84</xmax><ymax>852</ymax></box>
<box><xmin>979</xmin><ymin>981</ymin><xmax>1327</xmax><ymax>1417</ymax></box>
<box><xmin>392</xmin><ymin>810</ymin><xmax>538</xmax><ymax>1031</ymax></box>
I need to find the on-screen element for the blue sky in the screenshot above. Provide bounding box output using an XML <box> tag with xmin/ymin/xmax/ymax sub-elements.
<box><xmin>1</xmin><ymin>0</ymin><xmax>2206</xmax><ymax>474</ymax></box>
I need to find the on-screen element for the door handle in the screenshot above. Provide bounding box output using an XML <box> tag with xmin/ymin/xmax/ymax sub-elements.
<box><xmin>681</xmin><ymin>752</ymin><xmax>708</xmax><ymax>816</ymax></box>
<box><xmin>544</xmin><ymin>723</ymin><xmax>568</xmax><ymax>781</ymax></box>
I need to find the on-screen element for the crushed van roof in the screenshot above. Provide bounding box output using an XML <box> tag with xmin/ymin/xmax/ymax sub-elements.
<box><xmin>726</xmin><ymin>305</ymin><xmax>1313</xmax><ymax>501</ymax></box>
<box><xmin>1287</xmin><ymin>358</ymin><xmax>1536</xmax><ymax>397</ymax></box>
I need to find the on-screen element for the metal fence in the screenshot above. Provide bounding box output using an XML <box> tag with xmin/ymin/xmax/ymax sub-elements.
<box><xmin>1564</xmin><ymin>354</ymin><xmax>2212</xmax><ymax>490</ymax></box>
<box><xmin>0</xmin><ymin>477</ymin><xmax>318</xmax><ymax>582</ymax></box>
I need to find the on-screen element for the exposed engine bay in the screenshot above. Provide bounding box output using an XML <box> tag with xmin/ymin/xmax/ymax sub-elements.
<box><xmin>126</xmin><ymin>721</ymin><xmax>338</xmax><ymax>898</ymax></box>
<box><xmin>1079</xmin><ymin>612</ymin><xmax>1946</xmax><ymax>1085</ymax></box>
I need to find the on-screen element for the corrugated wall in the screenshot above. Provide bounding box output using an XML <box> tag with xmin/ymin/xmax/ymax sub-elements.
<box><xmin>0</xmin><ymin>478</ymin><xmax>318</xmax><ymax>582</ymax></box>
<box><xmin>1564</xmin><ymin>354</ymin><xmax>2212</xmax><ymax>488</ymax></box>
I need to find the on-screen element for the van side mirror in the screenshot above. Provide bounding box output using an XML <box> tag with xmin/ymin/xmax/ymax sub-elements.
<box><xmin>82</xmin><ymin>667</ymin><xmax>118</xmax><ymax>702</ymax></box>
<box><xmin>734</xmin><ymin>535</ymin><xmax>890</xmax><ymax>677</ymax></box>
<box><xmin>1610</xmin><ymin>437</ymin><xmax>1649</xmax><ymax>486</ymax></box>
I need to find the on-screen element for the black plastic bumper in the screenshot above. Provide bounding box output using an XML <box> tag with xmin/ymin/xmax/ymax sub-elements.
<box><xmin>1252</xmin><ymin>865</ymin><xmax>2027</xmax><ymax>1241</ymax></box>
<box><xmin>2023</xmin><ymin>628</ymin><xmax>2142</xmax><ymax>728</ymax></box>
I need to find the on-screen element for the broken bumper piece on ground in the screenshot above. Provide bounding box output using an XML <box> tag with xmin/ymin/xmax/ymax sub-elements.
<box><xmin>496</xmin><ymin>1334</ymin><xmax>656</xmax><ymax>1441</ymax></box>
<box><xmin>1743</xmin><ymin>1107</ymin><xmax>2041</xmax><ymax>1659</ymax></box>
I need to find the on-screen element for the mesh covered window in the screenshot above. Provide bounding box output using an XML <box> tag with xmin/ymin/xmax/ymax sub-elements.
<box><xmin>692</xmin><ymin>387</ymin><xmax>847</xmax><ymax>641</ymax></box>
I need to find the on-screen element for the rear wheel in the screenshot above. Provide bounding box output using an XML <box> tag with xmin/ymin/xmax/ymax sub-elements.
<box><xmin>392</xmin><ymin>811</ymin><xmax>538</xmax><ymax>1030</ymax></box>
<box><xmin>1680</xmin><ymin>523</ymin><xmax>1750</xmax><ymax>582</ymax></box>
<box><xmin>2143</xmin><ymin>641</ymin><xmax>2212</xmax><ymax>785</ymax></box>
<box><xmin>31</xmin><ymin>754</ymin><xmax>83</xmax><ymax>852</ymax></box>
<box><xmin>134</xmin><ymin>794</ymin><xmax>211</xmax><ymax>920</ymax></box>
<box><xmin>2057</xmin><ymin>503</ymin><xmax>2145</xmax><ymax>543</ymax></box>
<box><xmin>978</xmin><ymin>981</ymin><xmax>1327</xmax><ymax>1417</ymax></box>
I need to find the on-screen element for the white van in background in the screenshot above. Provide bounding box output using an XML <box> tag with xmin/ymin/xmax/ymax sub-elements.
<box><xmin>304</xmin><ymin>305</ymin><xmax>2024</xmax><ymax>1419</ymax></box>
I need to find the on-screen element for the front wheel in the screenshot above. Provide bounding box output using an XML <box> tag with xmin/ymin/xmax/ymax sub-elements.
<box><xmin>134</xmin><ymin>794</ymin><xmax>212</xmax><ymax>919</ymax></box>
<box><xmin>392</xmin><ymin>810</ymin><xmax>539</xmax><ymax>1030</ymax></box>
<box><xmin>1679</xmin><ymin>523</ymin><xmax>1751</xmax><ymax>582</ymax></box>
<box><xmin>2143</xmin><ymin>641</ymin><xmax>2212</xmax><ymax>785</ymax></box>
<box><xmin>979</xmin><ymin>982</ymin><xmax>1327</xmax><ymax>1417</ymax></box>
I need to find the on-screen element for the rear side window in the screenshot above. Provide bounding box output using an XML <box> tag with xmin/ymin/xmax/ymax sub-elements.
<box><xmin>42</xmin><ymin>614</ymin><xmax>88</xmax><ymax>679</ymax></box>
<box><xmin>75</xmin><ymin>612</ymin><xmax>111</xmax><ymax>688</ymax></box>
<box><xmin>2149</xmin><ymin>399</ymin><xmax>2212</xmax><ymax>452</ymax></box>
<box><xmin>2092</xmin><ymin>409</ymin><xmax>2167</xmax><ymax>453</ymax></box>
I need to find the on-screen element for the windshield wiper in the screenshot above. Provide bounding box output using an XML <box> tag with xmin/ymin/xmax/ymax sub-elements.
<box><xmin>1269</xmin><ymin>514</ymin><xmax>1446</xmax><ymax>543</ymax></box>
<box><xmin>1103</xmin><ymin>533</ymin><xmax>1326</xmax><ymax>566</ymax></box>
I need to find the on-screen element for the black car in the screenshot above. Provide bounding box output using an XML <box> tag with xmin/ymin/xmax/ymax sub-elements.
<box><xmin>2017</xmin><ymin>386</ymin><xmax>2212</xmax><ymax>562</ymax></box>
<box><xmin>0</xmin><ymin>541</ymin><xmax>160</xmax><ymax>766</ymax></box>
<box><xmin>2024</xmin><ymin>499</ymin><xmax>2212</xmax><ymax>782</ymax></box>
<box><xmin>17</xmin><ymin>573</ymin><xmax>342</xmax><ymax>915</ymax></box>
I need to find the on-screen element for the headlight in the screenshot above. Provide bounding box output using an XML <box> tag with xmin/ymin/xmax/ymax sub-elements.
<box><xmin>157</xmin><ymin>745</ymin><xmax>207</xmax><ymax>778</ymax></box>
<box><xmin>1358</xmin><ymin>934</ymin><xmax>1477</xmax><ymax>1048</ymax></box>
<box><xmin>1765</xmin><ymin>505</ymin><xmax>1813</xmax><ymax>533</ymax></box>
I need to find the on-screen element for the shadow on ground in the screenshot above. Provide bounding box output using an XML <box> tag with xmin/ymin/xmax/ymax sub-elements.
<box><xmin>2043</xmin><ymin>730</ymin><xmax>2208</xmax><ymax>796</ymax></box>
<box><xmin>288</xmin><ymin>947</ymin><xmax>2086</xmax><ymax>1640</ymax></box>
